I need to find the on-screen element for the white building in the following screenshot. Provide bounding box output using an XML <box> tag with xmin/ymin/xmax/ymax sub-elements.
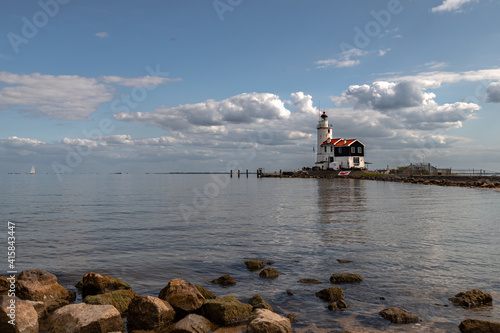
<box><xmin>315</xmin><ymin>112</ymin><xmax>365</xmax><ymax>170</ymax></box>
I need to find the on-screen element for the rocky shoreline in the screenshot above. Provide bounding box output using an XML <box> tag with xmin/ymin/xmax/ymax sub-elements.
<box><xmin>265</xmin><ymin>170</ymin><xmax>500</xmax><ymax>189</ymax></box>
<box><xmin>1</xmin><ymin>261</ymin><xmax>498</xmax><ymax>333</ymax></box>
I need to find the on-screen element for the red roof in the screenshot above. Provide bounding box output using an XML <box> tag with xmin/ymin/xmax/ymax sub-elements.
<box><xmin>320</xmin><ymin>112</ymin><xmax>328</xmax><ymax>118</ymax></box>
<box><xmin>321</xmin><ymin>138</ymin><xmax>363</xmax><ymax>146</ymax></box>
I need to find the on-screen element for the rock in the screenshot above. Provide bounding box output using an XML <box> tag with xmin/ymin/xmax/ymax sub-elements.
<box><xmin>47</xmin><ymin>303</ymin><xmax>125</xmax><ymax>333</ymax></box>
<box><xmin>81</xmin><ymin>272</ymin><xmax>131</xmax><ymax>298</ymax></box>
<box><xmin>259</xmin><ymin>268</ymin><xmax>280</xmax><ymax>279</ymax></box>
<box><xmin>158</xmin><ymin>278</ymin><xmax>204</xmax><ymax>313</ymax></box>
<box><xmin>327</xmin><ymin>300</ymin><xmax>348</xmax><ymax>311</ymax></box>
<box><xmin>245</xmin><ymin>260</ymin><xmax>267</xmax><ymax>271</ymax></box>
<box><xmin>247</xmin><ymin>309</ymin><xmax>292</xmax><ymax>333</ymax></box>
<box><xmin>83</xmin><ymin>289</ymin><xmax>137</xmax><ymax>316</ymax></box>
<box><xmin>286</xmin><ymin>290</ymin><xmax>294</xmax><ymax>296</ymax></box>
<box><xmin>201</xmin><ymin>296</ymin><xmax>253</xmax><ymax>326</ymax></box>
<box><xmin>195</xmin><ymin>285</ymin><xmax>216</xmax><ymax>300</ymax></box>
<box><xmin>298</xmin><ymin>278</ymin><xmax>322</xmax><ymax>284</ymax></box>
<box><xmin>211</xmin><ymin>275</ymin><xmax>237</xmax><ymax>287</ymax></box>
<box><xmin>25</xmin><ymin>300</ymin><xmax>46</xmax><ymax>319</ymax></box>
<box><xmin>459</xmin><ymin>319</ymin><xmax>500</xmax><ymax>333</ymax></box>
<box><xmin>249</xmin><ymin>295</ymin><xmax>273</xmax><ymax>311</ymax></box>
<box><xmin>0</xmin><ymin>276</ymin><xmax>9</xmax><ymax>294</ymax></box>
<box><xmin>329</xmin><ymin>273</ymin><xmax>364</xmax><ymax>284</ymax></box>
<box><xmin>165</xmin><ymin>313</ymin><xmax>215</xmax><ymax>333</ymax></box>
<box><xmin>0</xmin><ymin>295</ymin><xmax>39</xmax><ymax>333</ymax></box>
<box><xmin>127</xmin><ymin>295</ymin><xmax>175</xmax><ymax>332</ymax></box>
<box><xmin>15</xmin><ymin>269</ymin><xmax>75</xmax><ymax>313</ymax></box>
<box><xmin>336</xmin><ymin>259</ymin><xmax>353</xmax><ymax>264</ymax></box>
<box><xmin>287</xmin><ymin>313</ymin><xmax>298</xmax><ymax>323</ymax></box>
<box><xmin>379</xmin><ymin>307</ymin><xmax>419</xmax><ymax>324</ymax></box>
<box><xmin>449</xmin><ymin>289</ymin><xmax>493</xmax><ymax>308</ymax></box>
<box><xmin>315</xmin><ymin>287</ymin><xmax>344</xmax><ymax>303</ymax></box>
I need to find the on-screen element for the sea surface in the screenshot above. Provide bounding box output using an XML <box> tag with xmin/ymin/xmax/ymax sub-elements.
<box><xmin>1</xmin><ymin>173</ymin><xmax>499</xmax><ymax>332</ymax></box>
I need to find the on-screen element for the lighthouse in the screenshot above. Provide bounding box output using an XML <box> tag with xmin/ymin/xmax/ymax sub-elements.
<box><xmin>316</xmin><ymin>112</ymin><xmax>332</xmax><ymax>164</ymax></box>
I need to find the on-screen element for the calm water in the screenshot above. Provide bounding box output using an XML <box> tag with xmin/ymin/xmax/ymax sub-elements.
<box><xmin>1</xmin><ymin>173</ymin><xmax>499</xmax><ymax>332</ymax></box>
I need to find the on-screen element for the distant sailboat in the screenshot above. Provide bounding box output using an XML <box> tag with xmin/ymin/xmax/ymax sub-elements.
<box><xmin>30</xmin><ymin>165</ymin><xmax>36</xmax><ymax>175</ymax></box>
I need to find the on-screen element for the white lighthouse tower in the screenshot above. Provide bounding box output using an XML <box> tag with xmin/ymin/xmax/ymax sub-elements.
<box><xmin>316</xmin><ymin>112</ymin><xmax>332</xmax><ymax>165</ymax></box>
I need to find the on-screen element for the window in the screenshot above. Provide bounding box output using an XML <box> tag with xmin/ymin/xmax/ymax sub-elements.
<box><xmin>358</xmin><ymin>147</ymin><xmax>363</xmax><ymax>154</ymax></box>
<box><xmin>330</xmin><ymin>146</ymin><xmax>333</xmax><ymax>152</ymax></box>
<box><xmin>324</xmin><ymin>147</ymin><xmax>327</xmax><ymax>152</ymax></box>
<box><xmin>338</xmin><ymin>147</ymin><xmax>342</xmax><ymax>154</ymax></box>
<box><xmin>351</xmin><ymin>147</ymin><xmax>355</xmax><ymax>154</ymax></box>
<box><xmin>328</xmin><ymin>129</ymin><xmax>330</xmax><ymax>133</ymax></box>
<box><xmin>329</xmin><ymin>157</ymin><xmax>334</xmax><ymax>162</ymax></box>
<box><xmin>354</xmin><ymin>157</ymin><xmax>360</xmax><ymax>165</ymax></box>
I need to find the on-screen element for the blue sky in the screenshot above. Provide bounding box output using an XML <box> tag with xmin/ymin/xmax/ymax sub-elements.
<box><xmin>1</xmin><ymin>0</ymin><xmax>499</xmax><ymax>174</ymax></box>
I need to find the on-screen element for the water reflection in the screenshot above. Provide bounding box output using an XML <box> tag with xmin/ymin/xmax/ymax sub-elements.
<box><xmin>316</xmin><ymin>178</ymin><xmax>368</xmax><ymax>246</ymax></box>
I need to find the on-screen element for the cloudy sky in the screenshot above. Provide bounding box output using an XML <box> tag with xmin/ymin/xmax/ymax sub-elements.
<box><xmin>1</xmin><ymin>0</ymin><xmax>499</xmax><ymax>174</ymax></box>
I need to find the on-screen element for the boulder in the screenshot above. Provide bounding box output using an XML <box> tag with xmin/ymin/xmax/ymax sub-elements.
<box><xmin>80</xmin><ymin>272</ymin><xmax>131</xmax><ymax>298</ymax></box>
<box><xmin>83</xmin><ymin>289</ymin><xmax>137</xmax><ymax>316</ymax></box>
<box><xmin>247</xmin><ymin>309</ymin><xmax>292</xmax><ymax>333</ymax></box>
<box><xmin>329</xmin><ymin>273</ymin><xmax>364</xmax><ymax>284</ymax></box>
<box><xmin>315</xmin><ymin>287</ymin><xmax>344</xmax><ymax>303</ymax></box>
<box><xmin>158</xmin><ymin>279</ymin><xmax>204</xmax><ymax>313</ymax></box>
<box><xmin>327</xmin><ymin>300</ymin><xmax>348</xmax><ymax>311</ymax></box>
<box><xmin>298</xmin><ymin>278</ymin><xmax>322</xmax><ymax>284</ymax></box>
<box><xmin>259</xmin><ymin>268</ymin><xmax>280</xmax><ymax>279</ymax></box>
<box><xmin>211</xmin><ymin>275</ymin><xmax>237</xmax><ymax>287</ymax></box>
<box><xmin>47</xmin><ymin>303</ymin><xmax>125</xmax><ymax>333</ymax></box>
<box><xmin>201</xmin><ymin>296</ymin><xmax>253</xmax><ymax>326</ymax></box>
<box><xmin>0</xmin><ymin>276</ymin><xmax>9</xmax><ymax>294</ymax></box>
<box><xmin>286</xmin><ymin>290</ymin><xmax>294</xmax><ymax>296</ymax></box>
<box><xmin>195</xmin><ymin>285</ymin><xmax>216</xmax><ymax>300</ymax></box>
<box><xmin>15</xmin><ymin>269</ymin><xmax>75</xmax><ymax>313</ymax></box>
<box><xmin>449</xmin><ymin>289</ymin><xmax>493</xmax><ymax>308</ymax></box>
<box><xmin>245</xmin><ymin>260</ymin><xmax>267</xmax><ymax>272</ymax></box>
<box><xmin>287</xmin><ymin>313</ymin><xmax>298</xmax><ymax>323</ymax></box>
<box><xmin>165</xmin><ymin>313</ymin><xmax>215</xmax><ymax>333</ymax></box>
<box><xmin>459</xmin><ymin>319</ymin><xmax>500</xmax><ymax>333</ymax></box>
<box><xmin>0</xmin><ymin>295</ymin><xmax>39</xmax><ymax>333</ymax></box>
<box><xmin>127</xmin><ymin>295</ymin><xmax>175</xmax><ymax>331</ymax></box>
<box><xmin>249</xmin><ymin>295</ymin><xmax>273</xmax><ymax>312</ymax></box>
<box><xmin>336</xmin><ymin>259</ymin><xmax>353</xmax><ymax>264</ymax></box>
<box><xmin>379</xmin><ymin>307</ymin><xmax>419</xmax><ymax>324</ymax></box>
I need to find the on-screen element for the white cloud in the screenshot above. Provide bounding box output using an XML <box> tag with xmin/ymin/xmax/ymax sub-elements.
<box><xmin>379</xmin><ymin>49</ymin><xmax>391</xmax><ymax>57</ymax></box>
<box><xmin>486</xmin><ymin>82</ymin><xmax>500</xmax><ymax>103</ymax></box>
<box><xmin>0</xmin><ymin>136</ymin><xmax>45</xmax><ymax>148</ymax></box>
<box><xmin>315</xmin><ymin>49</ymin><xmax>368</xmax><ymax>69</ymax></box>
<box><xmin>95</xmin><ymin>32</ymin><xmax>109</xmax><ymax>38</ymax></box>
<box><xmin>432</xmin><ymin>0</ymin><xmax>477</xmax><ymax>13</ymax></box>
<box><xmin>0</xmin><ymin>72</ymin><xmax>180</xmax><ymax>120</ymax></box>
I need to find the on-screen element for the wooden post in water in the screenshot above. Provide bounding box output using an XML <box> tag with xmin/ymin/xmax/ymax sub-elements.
<box><xmin>238</xmin><ymin>170</ymin><xmax>240</xmax><ymax>178</ymax></box>
<box><xmin>246</xmin><ymin>169</ymin><xmax>248</xmax><ymax>178</ymax></box>
<box><xmin>279</xmin><ymin>169</ymin><xmax>282</xmax><ymax>178</ymax></box>
<box><xmin>230</xmin><ymin>170</ymin><xmax>233</xmax><ymax>178</ymax></box>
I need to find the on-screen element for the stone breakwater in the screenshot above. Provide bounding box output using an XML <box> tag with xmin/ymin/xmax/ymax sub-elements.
<box><xmin>1</xmin><ymin>262</ymin><xmax>498</xmax><ymax>333</ymax></box>
<box><xmin>267</xmin><ymin>170</ymin><xmax>500</xmax><ymax>189</ymax></box>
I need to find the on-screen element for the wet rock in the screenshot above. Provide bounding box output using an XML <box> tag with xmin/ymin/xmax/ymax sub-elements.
<box><xmin>266</xmin><ymin>261</ymin><xmax>275</xmax><ymax>266</ymax></box>
<box><xmin>247</xmin><ymin>309</ymin><xmax>292</xmax><ymax>333</ymax></box>
<box><xmin>201</xmin><ymin>296</ymin><xmax>253</xmax><ymax>326</ymax></box>
<box><xmin>211</xmin><ymin>275</ymin><xmax>237</xmax><ymax>287</ymax></box>
<box><xmin>25</xmin><ymin>300</ymin><xmax>46</xmax><ymax>319</ymax></box>
<box><xmin>259</xmin><ymin>268</ymin><xmax>280</xmax><ymax>279</ymax></box>
<box><xmin>249</xmin><ymin>295</ymin><xmax>273</xmax><ymax>311</ymax></box>
<box><xmin>0</xmin><ymin>276</ymin><xmax>9</xmax><ymax>294</ymax></box>
<box><xmin>165</xmin><ymin>313</ymin><xmax>215</xmax><ymax>333</ymax></box>
<box><xmin>245</xmin><ymin>260</ymin><xmax>267</xmax><ymax>272</ymax></box>
<box><xmin>81</xmin><ymin>272</ymin><xmax>131</xmax><ymax>298</ymax></box>
<box><xmin>329</xmin><ymin>273</ymin><xmax>364</xmax><ymax>284</ymax></box>
<box><xmin>449</xmin><ymin>289</ymin><xmax>493</xmax><ymax>308</ymax></box>
<box><xmin>83</xmin><ymin>289</ymin><xmax>137</xmax><ymax>316</ymax></box>
<box><xmin>286</xmin><ymin>290</ymin><xmax>294</xmax><ymax>296</ymax></box>
<box><xmin>158</xmin><ymin>278</ymin><xmax>204</xmax><ymax>313</ymax></box>
<box><xmin>315</xmin><ymin>287</ymin><xmax>344</xmax><ymax>303</ymax></box>
<box><xmin>15</xmin><ymin>269</ymin><xmax>75</xmax><ymax>313</ymax></box>
<box><xmin>379</xmin><ymin>296</ymin><xmax>386</xmax><ymax>300</ymax></box>
<box><xmin>47</xmin><ymin>303</ymin><xmax>125</xmax><ymax>333</ymax></box>
<box><xmin>298</xmin><ymin>278</ymin><xmax>323</xmax><ymax>284</ymax></box>
<box><xmin>379</xmin><ymin>307</ymin><xmax>419</xmax><ymax>324</ymax></box>
<box><xmin>336</xmin><ymin>259</ymin><xmax>353</xmax><ymax>264</ymax></box>
<box><xmin>459</xmin><ymin>319</ymin><xmax>500</xmax><ymax>333</ymax></box>
<box><xmin>0</xmin><ymin>295</ymin><xmax>39</xmax><ymax>333</ymax></box>
<box><xmin>327</xmin><ymin>300</ymin><xmax>348</xmax><ymax>311</ymax></box>
<box><xmin>195</xmin><ymin>285</ymin><xmax>216</xmax><ymax>300</ymax></box>
<box><xmin>127</xmin><ymin>295</ymin><xmax>175</xmax><ymax>332</ymax></box>
<box><xmin>287</xmin><ymin>313</ymin><xmax>298</xmax><ymax>323</ymax></box>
